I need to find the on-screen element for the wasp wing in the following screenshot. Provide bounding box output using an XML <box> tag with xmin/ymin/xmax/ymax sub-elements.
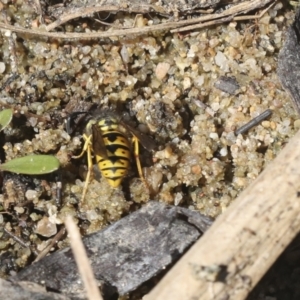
<box><xmin>122</xmin><ymin>122</ymin><xmax>156</xmax><ymax>151</ymax></box>
<box><xmin>91</xmin><ymin>124</ymin><xmax>109</xmax><ymax>159</ymax></box>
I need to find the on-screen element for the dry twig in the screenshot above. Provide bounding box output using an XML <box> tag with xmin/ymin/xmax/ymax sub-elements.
<box><xmin>33</xmin><ymin>227</ymin><xmax>66</xmax><ymax>262</ymax></box>
<box><xmin>172</xmin><ymin>0</ymin><xmax>275</xmax><ymax>33</ymax></box>
<box><xmin>0</xmin><ymin>0</ymin><xmax>274</xmax><ymax>40</ymax></box>
<box><xmin>65</xmin><ymin>216</ymin><xmax>103</xmax><ymax>300</ymax></box>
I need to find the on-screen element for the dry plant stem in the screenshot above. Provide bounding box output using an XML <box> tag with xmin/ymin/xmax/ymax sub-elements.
<box><xmin>0</xmin><ymin>0</ymin><xmax>273</xmax><ymax>40</ymax></box>
<box><xmin>172</xmin><ymin>0</ymin><xmax>276</xmax><ymax>33</ymax></box>
<box><xmin>233</xmin><ymin>0</ymin><xmax>276</xmax><ymax>21</ymax></box>
<box><xmin>0</xmin><ymin>20</ymin><xmax>181</xmax><ymax>39</ymax></box>
<box><xmin>33</xmin><ymin>227</ymin><xmax>66</xmax><ymax>262</ymax></box>
<box><xmin>146</xmin><ymin>129</ymin><xmax>300</xmax><ymax>300</ymax></box>
<box><xmin>171</xmin><ymin>16</ymin><xmax>233</xmax><ymax>33</ymax></box>
<box><xmin>65</xmin><ymin>216</ymin><xmax>103</xmax><ymax>300</ymax></box>
<box><xmin>3</xmin><ymin>228</ymin><xmax>30</xmax><ymax>248</ymax></box>
<box><xmin>46</xmin><ymin>0</ymin><xmax>273</xmax><ymax>32</ymax></box>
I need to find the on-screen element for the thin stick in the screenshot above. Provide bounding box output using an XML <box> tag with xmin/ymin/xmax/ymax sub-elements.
<box><xmin>171</xmin><ymin>16</ymin><xmax>233</xmax><ymax>33</ymax></box>
<box><xmin>65</xmin><ymin>216</ymin><xmax>103</xmax><ymax>300</ymax></box>
<box><xmin>0</xmin><ymin>0</ymin><xmax>273</xmax><ymax>40</ymax></box>
<box><xmin>234</xmin><ymin>109</ymin><xmax>272</xmax><ymax>135</ymax></box>
<box><xmin>171</xmin><ymin>0</ymin><xmax>273</xmax><ymax>33</ymax></box>
<box><xmin>46</xmin><ymin>0</ymin><xmax>272</xmax><ymax>32</ymax></box>
<box><xmin>233</xmin><ymin>1</ymin><xmax>276</xmax><ymax>21</ymax></box>
<box><xmin>33</xmin><ymin>227</ymin><xmax>66</xmax><ymax>262</ymax></box>
<box><xmin>4</xmin><ymin>227</ymin><xmax>30</xmax><ymax>248</ymax></box>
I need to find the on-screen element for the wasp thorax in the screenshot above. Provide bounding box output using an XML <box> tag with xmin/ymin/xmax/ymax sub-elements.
<box><xmin>98</xmin><ymin>117</ymin><xmax>118</xmax><ymax>131</ymax></box>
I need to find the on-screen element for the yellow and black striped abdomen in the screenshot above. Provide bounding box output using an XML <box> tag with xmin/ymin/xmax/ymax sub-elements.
<box><xmin>96</xmin><ymin>130</ymin><xmax>131</xmax><ymax>187</ymax></box>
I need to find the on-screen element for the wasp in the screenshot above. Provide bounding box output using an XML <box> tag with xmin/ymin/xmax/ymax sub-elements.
<box><xmin>67</xmin><ymin>109</ymin><xmax>156</xmax><ymax>202</ymax></box>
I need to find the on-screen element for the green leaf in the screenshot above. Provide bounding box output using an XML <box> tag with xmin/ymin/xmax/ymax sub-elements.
<box><xmin>0</xmin><ymin>109</ymin><xmax>13</xmax><ymax>131</ymax></box>
<box><xmin>0</xmin><ymin>155</ymin><xmax>60</xmax><ymax>175</ymax></box>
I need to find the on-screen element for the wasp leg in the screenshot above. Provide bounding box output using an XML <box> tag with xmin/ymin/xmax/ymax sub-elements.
<box><xmin>72</xmin><ymin>134</ymin><xmax>92</xmax><ymax>159</ymax></box>
<box><xmin>80</xmin><ymin>142</ymin><xmax>93</xmax><ymax>203</ymax></box>
<box><xmin>72</xmin><ymin>134</ymin><xmax>93</xmax><ymax>203</ymax></box>
<box><xmin>132</xmin><ymin>136</ymin><xmax>149</xmax><ymax>189</ymax></box>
